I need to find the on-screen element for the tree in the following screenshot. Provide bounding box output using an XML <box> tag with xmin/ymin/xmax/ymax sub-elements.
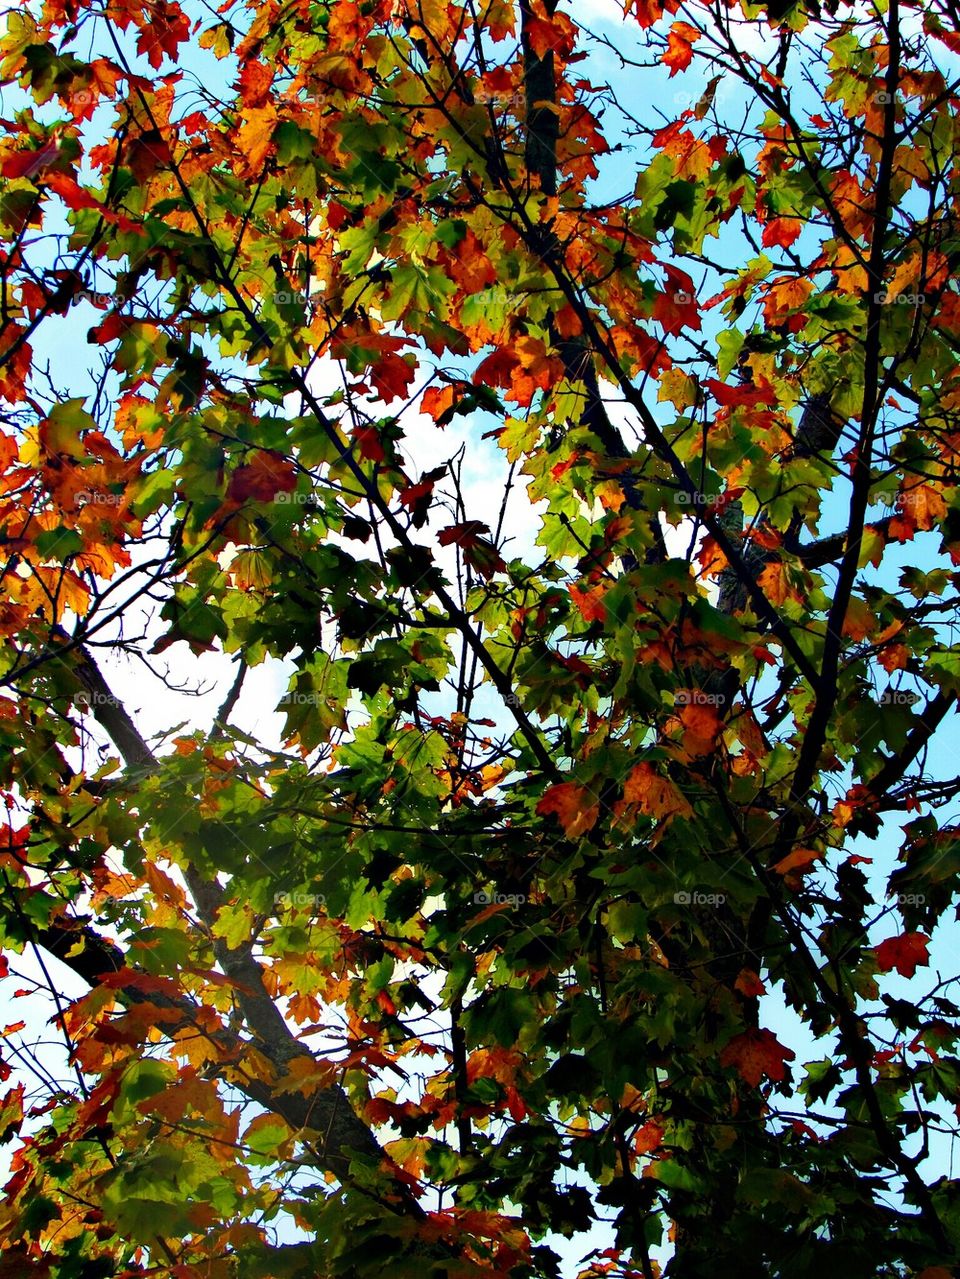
<box><xmin>0</xmin><ymin>0</ymin><xmax>959</xmax><ymax>1273</ymax></box>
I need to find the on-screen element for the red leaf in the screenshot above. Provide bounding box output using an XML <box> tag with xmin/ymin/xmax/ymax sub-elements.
<box><xmin>353</xmin><ymin>426</ymin><xmax>385</xmax><ymax>463</ymax></box>
<box><xmin>874</xmin><ymin>933</ymin><xmax>930</xmax><ymax>979</ymax></box>
<box><xmin>97</xmin><ymin>968</ymin><xmax>184</xmax><ymax>997</ymax></box>
<box><xmin>0</xmin><ymin>140</ymin><xmax>62</xmax><ymax>180</ymax></box>
<box><xmin>438</xmin><ymin>521</ymin><xmax>491</xmax><ymax>550</ymax></box>
<box><xmin>474</xmin><ymin>347</ymin><xmax>517</xmax><ymax>389</ymax></box>
<box><xmin>734</xmin><ymin>969</ymin><xmax>766</xmax><ymax>998</ymax></box>
<box><xmin>719</xmin><ymin>1028</ymin><xmax>795</xmax><ymax>1087</ymax></box>
<box><xmin>652</xmin><ymin>266</ymin><xmax>700</xmax><ymax>335</ymax></box>
<box><xmin>705</xmin><ymin>378</ymin><xmax>778</xmax><ymax>408</ymax></box>
<box><xmin>627</xmin><ymin>0</ymin><xmax>680</xmax><ymax>28</ymax></box>
<box><xmin>398</xmin><ymin>479</ymin><xmax>435</xmax><ymax>510</ymax></box>
<box><xmin>228</xmin><ymin>450</ymin><xmax>297</xmax><ymax>503</ymax></box>
<box><xmin>44</xmin><ymin>172</ymin><xmax>101</xmax><ymax>211</ymax></box>
<box><xmin>761</xmin><ymin>217</ymin><xmax>803</xmax><ymax>249</ymax></box>
<box><xmin>327</xmin><ymin>201</ymin><xmax>349</xmax><ymax>230</ymax></box>
<box><xmin>370</xmin><ymin>352</ymin><xmax>415</xmax><ymax>403</ymax></box>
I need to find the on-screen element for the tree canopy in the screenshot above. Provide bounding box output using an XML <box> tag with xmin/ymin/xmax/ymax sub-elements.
<box><xmin>1</xmin><ymin>0</ymin><xmax>960</xmax><ymax>1274</ymax></box>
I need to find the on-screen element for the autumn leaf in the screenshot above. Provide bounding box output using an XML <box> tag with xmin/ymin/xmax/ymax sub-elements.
<box><xmin>537</xmin><ymin>781</ymin><xmax>600</xmax><ymax>839</ymax></box>
<box><xmin>569</xmin><ymin>581</ymin><xmax>608</xmax><ymax>624</ymax></box>
<box><xmin>652</xmin><ymin>266</ymin><xmax>701</xmax><ymax>334</ymax></box>
<box><xmin>762</xmin><ymin>216</ymin><xmax>803</xmax><ymax>249</ymax></box>
<box><xmin>438</xmin><ymin>522</ymin><xmax>492</xmax><ymax>550</ymax></box>
<box><xmin>617</xmin><ymin>762</ymin><xmax>692</xmax><ymax>822</ymax></box>
<box><xmin>773</xmin><ymin>847</ymin><xmax>822</xmax><ymax>876</ymax></box>
<box><xmin>675</xmin><ymin>703</ymin><xmax>722</xmax><ymax>757</ymax></box>
<box><xmin>719</xmin><ymin>1029</ymin><xmax>795</xmax><ymax>1088</ymax></box>
<box><xmin>874</xmin><ymin>932</ymin><xmax>930</xmax><ymax>978</ymax></box>
<box><xmin>421</xmin><ymin>384</ymin><xmax>457</xmax><ymax>423</ymax></box>
<box><xmin>663</xmin><ymin>22</ymin><xmax>701</xmax><ymax>75</ymax></box>
<box><xmin>239</xmin><ymin>60</ymin><xmax>274</xmax><ymax>108</ymax></box>
<box><xmin>228</xmin><ymin>451</ymin><xmax>297</xmax><ymax>503</ymax></box>
<box><xmin>734</xmin><ymin>969</ymin><xmax>766</xmax><ymax>998</ymax></box>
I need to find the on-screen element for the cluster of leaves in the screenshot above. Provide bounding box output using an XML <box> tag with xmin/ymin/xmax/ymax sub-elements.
<box><xmin>0</xmin><ymin>0</ymin><xmax>959</xmax><ymax>1275</ymax></box>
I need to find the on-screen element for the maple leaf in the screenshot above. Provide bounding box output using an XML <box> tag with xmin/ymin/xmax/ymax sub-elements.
<box><xmin>719</xmin><ymin>1029</ymin><xmax>795</xmax><ymax>1087</ymax></box>
<box><xmin>618</xmin><ymin>762</ymin><xmax>692</xmax><ymax>822</ymax></box>
<box><xmin>626</xmin><ymin>0</ymin><xmax>680</xmax><ymax>28</ymax></box>
<box><xmin>762</xmin><ymin>216</ymin><xmax>803</xmax><ymax>249</ymax></box>
<box><xmin>399</xmin><ymin>466</ymin><xmax>445</xmax><ymax>527</ymax></box>
<box><xmin>437</xmin><ymin>521</ymin><xmax>491</xmax><ymax>550</ymax></box>
<box><xmin>653</xmin><ymin>266</ymin><xmax>701</xmax><ymax>334</ymax></box>
<box><xmin>675</xmin><ymin>703</ymin><xmax>722</xmax><ymax>757</ymax></box>
<box><xmin>569</xmin><ymin>581</ymin><xmax>608</xmax><ymax>624</ymax></box>
<box><xmin>634</xmin><ymin>1119</ymin><xmax>665</xmax><ymax>1153</ymax></box>
<box><xmin>734</xmin><ymin>969</ymin><xmax>766</xmax><ymax>998</ymax></box>
<box><xmin>239</xmin><ymin>59</ymin><xmax>273</xmax><ymax>108</ymax></box>
<box><xmin>663</xmin><ymin>22</ymin><xmax>701</xmax><ymax>75</ymax></box>
<box><xmin>352</xmin><ymin>425</ymin><xmax>386</xmax><ymax>463</ymax></box>
<box><xmin>370</xmin><ymin>352</ymin><xmax>416</xmax><ymax>403</ymax></box>
<box><xmin>537</xmin><ymin>781</ymin><xmax>600</xmax><ymax>839</ymax></box>
<box><xmin>135</xmin><ymin>0</ymin><xmax>190</xmax><ymax>67</ymax></box>
<box><xmin>228</xmin><ymin>451</ymin><xmax>297</xmax><ymax>503</ymax></box>
<box><xmin>773</xmin><ymin>847</ymin><xmax>822</xmax><ymax>876</ymax></box>
<box><xmin>874</xmin><ymin>932</ymin><xmax>930</xmax><ymax>978</ymax></box>
<box><xmin>421</xmin><ymin>384</ymin><xmax>457</xmax><ymax>423</ymax></box>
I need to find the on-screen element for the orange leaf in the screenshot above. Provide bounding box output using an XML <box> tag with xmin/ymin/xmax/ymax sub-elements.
<box><xmin>676</xmin><ymin>703</ymin><xmax>722</xmax><ymax>757</ymax></box>
<box><xmin>874</xmin><ymin>932</ymin><xmax>930</xmax><ymax>978</ymax></box>
<box><xmin>773</xmin><ymin>847</ymin><xmax>822</xmax><ymax>876</ymax></box>
<box><xmin>421</xmin><ymin>384</ymin><xmax>456</xmax><ymax>423</ymax></box>
<box><xmin>634</xmin><ymin>1119</ymin><xmax>664</xmax><ymax>1154</ymax></box>
<box><xmin>663</xmin><ymin>22</ymin><xmax>701</xmax><ymax>75</ymax></box>
<box><xmin>239</xmin><ymin>60</ymin><xmax>273</xmax><ymax>108</ymax></box>
<box><xmin>569</xmin><ymin>581</ymin><xmax>608</xmax><ymax>624</ymax></box>
<box><xmin>619</xmin><ymin>762</ymin><xmax>692</xmax><ymax>822</ymax></box>
<box><xmin>757</xmin><ymin>561</ymin><xmax>793</xmax><ymax>607</ymax></box>
<box><xmin>536</xmin><ymin>781</ymin><xmax>600</xmax><ymax>839</ymax></box>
